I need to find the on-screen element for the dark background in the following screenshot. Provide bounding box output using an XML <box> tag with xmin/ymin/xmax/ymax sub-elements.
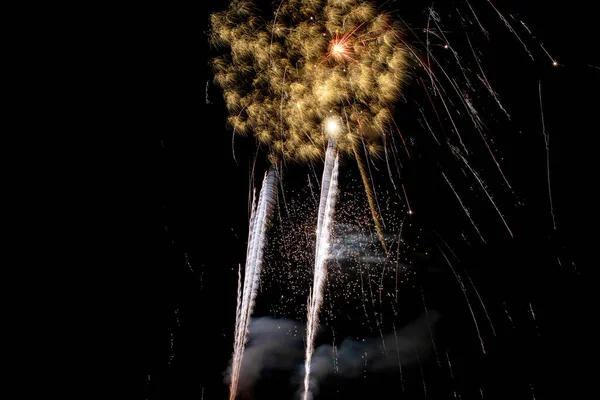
<box><xmin>124</xmin><ymin>1</ymin><xmax>594</xmax><ymax>399</ymax></box>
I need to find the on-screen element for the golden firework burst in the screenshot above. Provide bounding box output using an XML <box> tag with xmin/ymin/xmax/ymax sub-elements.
<box><xmin>210</xmin><ymin>0</ymin><xmax>409</xmax><ymax>164</ymax></box>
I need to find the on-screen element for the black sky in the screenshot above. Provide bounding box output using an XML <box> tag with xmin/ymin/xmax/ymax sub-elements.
<box><xmin>129</xmin><ymin>1</ymin><xmax>595</xmax><ymax>399</ymax></box>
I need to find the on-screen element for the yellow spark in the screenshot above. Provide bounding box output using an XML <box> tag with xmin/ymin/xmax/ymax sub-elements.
<box><xmin>210</xmin><ymin>0</ymin><xmax>409</xmax><ymax>163</ymax></box>
<box><xmin>325</xmin><ymin>116</ymin><xmax>341</xmax><ymax>137</ymax></box>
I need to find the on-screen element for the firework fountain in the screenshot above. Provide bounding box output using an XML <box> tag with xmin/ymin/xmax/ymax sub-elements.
<box><xmin>303</xmin><ymin>139</ymin><xmax>339</xmax><ymax>399</ymax></box>
<box><xmin>210</xmin><ymin>2</ymin><xmax>409</xmax><ymax>396</ymax></box>
<box><xmin>204</xmin><ymin>0</ymin><xmax>576</xmax><ymax>397</ymax></box>
<box><xmin>229</xmin><ymin>167</ymin><xmax>277</xmax><ymax>400</ymax></box>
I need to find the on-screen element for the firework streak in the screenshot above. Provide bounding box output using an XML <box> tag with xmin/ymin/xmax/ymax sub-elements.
<box><xmin>303</xmin><ymin>141</ymin><xmax>340</xmax><ymax>400</ymax></box>
<box><xmin>229</xmin><ymin>167</ymin><xmax>278</xmax><ymax>400</ymax></box>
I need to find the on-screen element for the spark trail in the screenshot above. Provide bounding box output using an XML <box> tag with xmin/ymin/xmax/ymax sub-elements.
<box><xmin>539</xmin><ymin>81</ymin><xmax>556</xmax><ymax>230</ymax></box>
<box><xmin>303</xmin><ymin>141</ymin><xmax>340</xmax><ymax>400</ymax></box>
<box><xmin>229</xmin><ymin>167</ymin><xmax>278</xmax><ymax>400</ymax></box>
<box><xmin>442</xmin><ymin>171</ymin><xmax>485</xmax><ymax>243</ymax></box>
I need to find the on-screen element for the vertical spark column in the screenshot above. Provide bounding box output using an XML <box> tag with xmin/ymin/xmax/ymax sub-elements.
<box><xmin>229</xmin><ymin>167</ymin><xmax>278</xmax><ymax>400</ymax></box>
<box><xmin>303</xmin><ymin>140</ymin><xmax>340</xmax><ymax>400</ymax></box>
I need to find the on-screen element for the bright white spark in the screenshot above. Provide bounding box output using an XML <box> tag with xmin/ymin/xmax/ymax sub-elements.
<box><xmin>325</xmin><ymin>117</ymin><xmax>341</xmax><ymax>136</ymax></box>
<box><xmin>303</xmin><ymin>141</ymin><xmax>339</xmax><ymax>400</ymax></box>
<box><xmin>229</xmin><ymin>168</ymin><xmax>277</xmax><ymax>400</ymax></box>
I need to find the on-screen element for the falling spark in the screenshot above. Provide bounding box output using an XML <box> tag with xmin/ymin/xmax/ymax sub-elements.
<box><xmin>419</xmin><ymin>108</ymin><xmax>440</xmax><ymax>145</ymax></box>
<box><xmin>528</xmin><ymin>302</ymin><xmax>536</xmax><ymax>320</ymax></box>
<box><xmin>529</xmin><ymin>301</ymin><xmax>540</xmax><ymax>335</ymax></box>
<box><xmin>168</xmin><ymin>332</ymin><xmax>174</xmax><ymax>364</ymax></box>
<box><xmin>442</xmin><ymin>172</ymin><xmax>486</xmax><ymax>242</ymax></box>
<box><xmin>486</xmin><ymin>0</ymin><xmax>534</xmax><ymax>60</ymax></box>
<box><xmin>540</xmin><ymin>43</ymin><xmax>559</xmax><ymax>67</ymax></box>
<box><xmin>503</xmin><ymin>301</ymin><xmax>515</xmax><ymax>329</ymax></box>
<box><xmin>393</xmin><ymin>323</ymin><xmax>405</xmax><ymax>392</ymax></box>
<box><xmin>440</xmin><ymin>248</ymin><xmax>486</xmax><ymax>354</ymax></box>
<box><xmin>446</xmin><ymin>350</ymin><xmax>458</xmax><ymax>399</ymax></box>
<box><xmin>395</xmin><ymin>217</ymin><xmax>406</xmax><ymax>302</ymax></box>
<box><xmin>465</xmin><ymin>0</ymin><xmax>489</xmax><ymax>38</ymax></box>
<box><xmin>421</xmin><ymin>289</ymin><xmax>440</xmax><ymax>367</ymax></box>
<box><xmin>415</xmin><ymin>346</ymin><xmax>427</xmax><ymax>399</ymax></box>
<box><xmin>401</xmin><ymin>183</ymin><xmax>412</xmax><ymax>215</ymax></box>
<box><xmin>204</xmin><ymin>2</ymin><xmax>571</xmax><ymax>398</ymax></box>
<box><xmin>359</xmin><ymin>256</ymin><xmax>373</xmax><ymax>330</ymax></box>
<box><xmin>463</xmin><ymin>30</ymin><xmax>511</xmax><ymax>122</ymax></box>
<box><xmin>453</xmin><ymin>147</ymin><xmax>513</xmax><ymax>238</ymax></box>
<box><xmin>184</xmin><ymin>252</ymin><xmax>194</xmax><ymax>273</ymax></box>
<box><xmin>538</xmin><ymin>81</ymin><xmax>557</xmax><ymax>230</ymax></box>
<box><xmin>332</xmin><ymin>328</ymin><xmax>339</xmax><ymax>374</ymax></box>
<box><xmin>464</xmin><ymin>270</ymin><xmax>496</xmax><ymax>336</ymax></box>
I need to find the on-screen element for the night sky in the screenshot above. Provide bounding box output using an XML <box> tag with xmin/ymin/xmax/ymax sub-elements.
<box><xmin>136</xmin><ymin>1</ymin><xmax>593</xmax><ymax>399</ymax></box>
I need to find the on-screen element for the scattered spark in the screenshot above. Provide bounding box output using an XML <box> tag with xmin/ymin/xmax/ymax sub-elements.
<box><xmin>204</xmin><ymin>1</ymin><xmax>578</xmax><ymax>398</ymax></box>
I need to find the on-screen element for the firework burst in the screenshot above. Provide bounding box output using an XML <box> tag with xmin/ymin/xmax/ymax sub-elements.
<box><xmin>210</xmin><ymin>2</ymin><xmax>411</xmax><ymax>397</ymax></box>
<box><xmin>210</xmin><ymin>0</ymin><xmax>409</xmax><ymax>164</ymax></box>
<box><xmin>141</xmin><ymin>0</ymin><xmax>595</xmax><ymax>398</ymax></box>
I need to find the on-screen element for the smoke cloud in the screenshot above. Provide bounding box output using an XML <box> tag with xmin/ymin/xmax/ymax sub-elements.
<box><xmin>298</xmin><ymin>310</ymin><xmax>440</xmax><ymax>399</ymax></box>
<box><xmin>224</xmin><ymin>317</ymin><xmax>305</xmax><ymax>393</ymax></box>
<box><xmin>224</xmin><ymin>311</ymin><xmax>440</xmax><ymax>398</ymax></box>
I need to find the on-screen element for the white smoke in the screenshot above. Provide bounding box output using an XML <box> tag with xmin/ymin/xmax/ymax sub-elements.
<box><xmin>224</xmin><ymin>311</ymin><xmax>440</xmax><ymax>398</ymax></box>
